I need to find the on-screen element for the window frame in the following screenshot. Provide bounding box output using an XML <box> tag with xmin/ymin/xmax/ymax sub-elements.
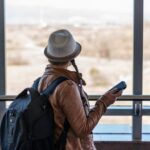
<box><xmin>0</xmin><ymin>0</ymin><xmax>147</xmax><ymax>141</ymax></box>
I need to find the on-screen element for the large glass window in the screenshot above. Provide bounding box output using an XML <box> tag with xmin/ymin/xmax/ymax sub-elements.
<box><xmin>5</xmin><ymin>0</ymin><xmax>141</xmax><ymax>140</ymax></box>
<box><xmin>6</xmin><ymin>0</ymin><xmax>133</xmax><ymax>95</ymax></box>
<box><xmin>143</xmin><ymin>0</ymin><xmax>150</xmax><ymax>95</ymax></box>
<box><xmin>143</xmin><ymin>0</ymin><xmax>150</xmax><ymax>134</ymax></box>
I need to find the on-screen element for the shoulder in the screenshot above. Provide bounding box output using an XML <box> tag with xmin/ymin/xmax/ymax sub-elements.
<box><xmin>58</xmin><ymin>79</ymin><xmax>78</xmax><ymax>91</ymax></box>
<box><xmin>64</xmin><ymin>79</ymin><xmax>76</xmax><ymax>86</ymax></box>
<box><xmin>54</xmin><ymin>79</ymin><xmax>80</xmax><ymax>97</ymax></box>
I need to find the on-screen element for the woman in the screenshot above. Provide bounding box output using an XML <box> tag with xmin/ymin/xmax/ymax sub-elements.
<box><xmin>38</xmin><ymin>29</ymin><xmax>122</xmax><ymax>150</ymax></box>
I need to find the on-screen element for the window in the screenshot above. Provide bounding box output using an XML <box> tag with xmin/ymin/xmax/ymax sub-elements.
<box><xmin>143</xmin><ymin>0</ymin><xmax>150</xmax><ymax>95</ymax></box>
<box><xmin>6</xmin><ymin>0</ymin><xmax>133</xmax><ymax>95</ymax></box>
<box><xmin>2</xmin><ymin>0</ymin><xmax>149</xmax><ymax>141</ymax></box>
<box><xmin>143</xmin><ymin>0</ymin><xmax>150</xmax><ymax>138</ymax></box>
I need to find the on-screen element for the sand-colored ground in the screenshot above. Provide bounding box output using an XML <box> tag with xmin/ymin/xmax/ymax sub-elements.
<box><xmin>5</xmin><ymin>24</ymin><xmax>150</xmax><ymax>125</ymax></box>
<box><xmin>6</xmin><ymin>23</ymin><xmax>150</xmax><ymax>94</ymax></box>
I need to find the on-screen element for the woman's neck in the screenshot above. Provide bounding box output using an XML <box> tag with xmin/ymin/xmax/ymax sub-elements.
<box><xmin>50</xmin><ymin>64</ymin><xmax>68</xmax><ymax>69</ymax></box>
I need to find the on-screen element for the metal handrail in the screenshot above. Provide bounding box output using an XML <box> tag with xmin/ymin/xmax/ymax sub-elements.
<box><xmin>0</xmin><ymin>95</ymin><xmax>150</xmax><ymax>101</ymax></box>
<box><xmin>89</xmin><ymin>95</ymin><xmax>150</xmax><ymax>101</ymax></box>
<box><xmin>1</xmin><ymin>95</ymin><xmax>150</xmax><ymax>116</ymax></box>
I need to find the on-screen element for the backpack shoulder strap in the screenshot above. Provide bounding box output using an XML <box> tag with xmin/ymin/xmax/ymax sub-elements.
<box><xmin>42</xmin><ymin>76</ymin><xmax>68</xmax><ymax>96</ymax></box>
<box><xmin>32</xmin><ymin>77</ymin><xmax>41</xmax><ymax>90</ymax></box>
<box><xmin>32</xmin><ymin>76</ymin><xmax>68</xmax><ymax>95</ymax></box>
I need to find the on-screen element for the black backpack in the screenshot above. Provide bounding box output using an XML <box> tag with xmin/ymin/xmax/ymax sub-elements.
<box><xmin>0</xmin><ymin>76</ymin><xmax>69</xmax><ymax>150</ymax></box>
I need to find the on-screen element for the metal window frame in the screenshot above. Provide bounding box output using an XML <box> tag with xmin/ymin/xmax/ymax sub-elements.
<box><xmin>133</xmin><ymin>0</ymin><xmax>144</xmax><ymax>140</ymax></box>
<box><xmin>0</xmin><ymin>0</ymin><xmax>5</xmax><ymax>94</ymax></box>
<box><xmin>0</xmin><ymin>0</ymin><xmax>146</xmax><ymax>141</ymax></box>
<box><xmin>0</xmin><ymin>0</ymin><xmax>6</xmax><ymax>121</ymax></box>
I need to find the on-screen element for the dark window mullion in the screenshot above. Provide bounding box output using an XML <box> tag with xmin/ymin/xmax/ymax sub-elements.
<box><xmin>0</xmin><ymin>0</ymin><xmax>6</xmax><ymax>123</ymax></box>
<box><xmin>133</xmin><ymin>0</ymin><xmax>144</xmax><ymax>140</ymax></box>
<box><xmin>0</xmin><ymin>0</ymin><xmax>5</xmax><ymax>95</ymax></box>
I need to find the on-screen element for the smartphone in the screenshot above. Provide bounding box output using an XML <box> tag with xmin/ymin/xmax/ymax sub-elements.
<box><xmin>109</xmin><ymin>81</ymin><xmax>127</xmax><ymax>94</ymax></box>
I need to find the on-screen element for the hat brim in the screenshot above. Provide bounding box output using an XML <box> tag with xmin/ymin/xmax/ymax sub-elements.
<box><xmin>44</xmin><ymin>42</ymin><xmax>81</xmax><ymax>62</ymax></box>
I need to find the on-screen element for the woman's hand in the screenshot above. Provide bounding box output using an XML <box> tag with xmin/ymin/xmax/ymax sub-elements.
<box><xmin>100</xmin><ymin>89</ymin><xmax>122</xmax><ymax>107</ymax></box>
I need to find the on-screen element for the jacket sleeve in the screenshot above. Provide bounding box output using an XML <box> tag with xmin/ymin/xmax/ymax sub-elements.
<box><xmin>58</xmin><ymin>80</ymin><xmax>106</xmax><ymax>138</ymax></box>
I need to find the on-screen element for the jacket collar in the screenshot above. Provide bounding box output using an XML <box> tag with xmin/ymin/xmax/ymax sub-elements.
<box><xmin>44</xmin><ymin>64</ymin><xmax>86</xmax><ymax>85</ymax></box>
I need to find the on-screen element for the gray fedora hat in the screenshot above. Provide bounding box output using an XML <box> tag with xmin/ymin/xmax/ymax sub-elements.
<box><xmin>44</xmin><ymin>29</ymin><xmax>81</xmax><ymax>62</ymax></box>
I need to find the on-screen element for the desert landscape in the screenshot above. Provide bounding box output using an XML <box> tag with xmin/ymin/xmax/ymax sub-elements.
<box><xmin>6</xmin><ymin>23</ymin><xmax>150</xmax><ymax>94</ymax></box>
<box><xmin>5</xmin><ymin>23</ymin><xmax>150</xmax><ymax>125</ymax></box>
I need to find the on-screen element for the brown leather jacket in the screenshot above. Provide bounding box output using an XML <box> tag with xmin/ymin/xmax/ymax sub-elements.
<box><xmin>38</xmin><ymin>65</ymin><xmax>106</xmax><ymax>150</ymax></box>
